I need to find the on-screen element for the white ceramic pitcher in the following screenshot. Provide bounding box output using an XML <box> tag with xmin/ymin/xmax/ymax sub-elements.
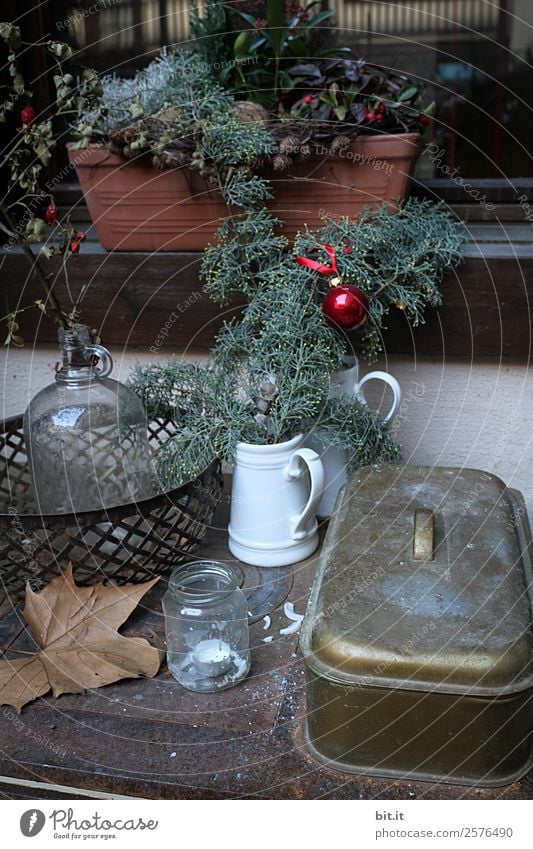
<box><xmin>307</xmin><ymin>357</ymin><xmax>401</xmax><ymax>517</ymax></box>
<box><xmin>228</xmin><ymin>434</ymin><xmax>325</xmax><ymax>567</ymax></box>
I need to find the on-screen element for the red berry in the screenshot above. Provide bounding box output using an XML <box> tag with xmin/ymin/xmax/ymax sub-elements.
<box><xmin>342</xmin><ymin>246</ymin><xmax>353</xmax><ymax>255</ymax></box>
<box><xmin>365</xmin><ymin>110</ymin><xmax>376</xmax><ymax>121</ymax></box>
<box><xmin>375</xmin><ymin>113</ymin><xmax>384</xmax><ymax>123</ymax></box>
<box><xmin>377</xmin><ymin>102</ymin><xmax>387</xmax><ymax>113</ymax></box>
<box><xmin>75</xmin><ymin>231</ymin><xmax>86</xmax><ymax>242</ymax></box>
<box><xmin>45</xmin><ymin>203</ymin><xmax>58</xmax><ymax>225</ymax></box>
<box><xmin>69</xmin><ymin>239</ymin><xmax>80</xmax><ymax>255</ymax></box>
<box><xmin>323</xmin><ymin>284</ymin><xmax>369</xmax><ymax>331</ymax></box>
<box><xmin>21</xmin><ymin>105</ymin><xmax>36</xmax><ymax>126</ymax></box>
<box><xmin>304</xmin><ymin>95</ymin><xmax>313</xmax><ymax>104</ymax></box>
<box><xmin>419</xmin><ymin>114</ymin><xmax>430</xmax><ymax>126</ymax></box>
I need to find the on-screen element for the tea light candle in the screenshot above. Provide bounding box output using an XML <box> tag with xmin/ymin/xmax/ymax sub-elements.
<box><xmin>163</xmin><ymin>561</ymin><xmax>250</xmax><ymax>692</ymax></box>
<box><xmin>192</xmin><ymin>639</ymin><xmax>232</xmax><ymax>677</ymax></box>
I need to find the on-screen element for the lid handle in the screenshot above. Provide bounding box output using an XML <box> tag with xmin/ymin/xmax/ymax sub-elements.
<box><xmin>413</xmin><ymin>509</ymin><xmax>435</xmax><ymax>560</ymax></box>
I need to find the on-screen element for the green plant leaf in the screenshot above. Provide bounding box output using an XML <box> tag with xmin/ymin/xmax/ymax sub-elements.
<box><xmin>398</xmin><ymin>85</ymin><xmax>419</xmax><ymax>102</ymax></box>
<box><xmin>218</xmin><ymin>64</ymin><xmax>235</xmax><ymax>84</ymax></box>
<box><xmin>234</xmin><ymin>30</ymin><xmax>253</xmax><ymax>56</ymax></box>
<box><xmin>266</xmin><ymin>0</ymin><xmax>287</xmax><ymax>55</ymax></box>
<box><xmin>286</xmin><ymin>37</ymin><xmax>308</xmax><ymax>58</ymax></box>
<box><xmin>319</xmin><ymin>47</ymin><xmax>351</xmax><ymax>57</ymax></box>
<box><xmin>229</xmin><ymin>9</ymin><xmax>258</xmax><ymax>28</ymax></box>
<box><xmin>288</xmin><ymin>63</ymin><xmax>323</xmax><ymax>77</ymax></box>
<box><xmin>305</xmin><ymin>10</ymin><xmax>334</xmax><ymax>29</ymax></box>
<box><xmin>279</xmin><ymin>72</ymin><xmax>297</xmax><ymax>92</ymax></box>
<box><xmin>250</xmin><ymin>36</ymin><xmax>268</xmax><ymax>52</ymax></box>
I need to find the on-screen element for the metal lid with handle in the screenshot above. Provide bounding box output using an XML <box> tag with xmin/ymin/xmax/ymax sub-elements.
<box><xmin>301</xmin><ymin>464</ymin><xmax>533</xmax><ymax>696</ymax></box>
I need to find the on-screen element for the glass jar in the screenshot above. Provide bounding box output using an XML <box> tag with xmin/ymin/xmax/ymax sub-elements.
<box><xmin>163</xmin><ymin>561</ymin><xmax>251</xmax><ymax>692</ymax></box>
<box><xmin>23</xmin><ymin>324</ymin><xmax>157</xmax><ymax>514</ymax></box>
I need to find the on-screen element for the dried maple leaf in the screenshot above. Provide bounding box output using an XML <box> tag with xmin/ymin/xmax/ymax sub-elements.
<box><xmin>0</xmin><ymin>564</ymin><xmax>161</xmax><ymax>712</ymax></box>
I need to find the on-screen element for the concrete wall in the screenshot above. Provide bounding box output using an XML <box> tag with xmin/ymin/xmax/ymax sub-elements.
<box><xmin>2</xmin><ymin>346</ymin><xmax>531</xmax><ymax>520</ymax></box>
<box><xmin>360</xmin><ymin>355</ymin><xmax>533</xmax><ymax>521</ymax></box>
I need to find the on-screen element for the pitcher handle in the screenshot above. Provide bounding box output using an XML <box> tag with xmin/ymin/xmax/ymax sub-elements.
<box><xmin>355</xmin><ymin>370</ymin><xmax>401</xmax><ymax>422</ymax></box>
<box><xmin>285</xmin><ymin>448</ymin><xmax>325</xmax><ymax>540</ymax></box>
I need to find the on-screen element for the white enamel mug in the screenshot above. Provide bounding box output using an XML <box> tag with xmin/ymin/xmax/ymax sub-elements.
<box><xmin>308</xmin><ymin>357</ymin><xmax>401</xmax><ymax>517</ymax></box>
<box><xmin>228</xmin><ymin>433</ymin><xmax>325</xmax><ymax>567</ymax></box>
<box><xmin>329</xmin><ymin>357</ymin><xmax>401</xmax><ymax>421</ymax></box>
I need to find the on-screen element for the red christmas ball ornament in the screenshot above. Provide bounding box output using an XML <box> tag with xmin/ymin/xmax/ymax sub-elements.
<box><xmin>295</xmin><ymin>243</ymin><xmax>370</xmax><ymax>331</ymax></box>
<box><xmin>323</xmin><ymin>283</ymin><xmax>369</xmax><ymax>331</ymax></box>
<box><xmin>21</xmin><ymin>105</ymin><xmax>36</xmax><ymax>126</ymax></box>
<box><xmin>45</xmin><ymin>202</ymin><xmax>58</xmax><ymax>225</ymax></box>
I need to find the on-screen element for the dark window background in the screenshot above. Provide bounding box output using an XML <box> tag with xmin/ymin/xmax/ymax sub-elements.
<box><xmin>336</xmin><ymin>1</ymin><xmax>531</xmax><ymax>182</ymax></box>
<box><xmin>40</xmin><ymin>1</ymin><xmax>533</xmax><ymax>181</ymax></box>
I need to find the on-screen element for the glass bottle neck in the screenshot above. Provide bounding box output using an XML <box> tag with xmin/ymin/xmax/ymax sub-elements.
<box><xmin>55</xmin><ymin>325</ymin><xmax>99</xmax><ymax>386</ymax></box>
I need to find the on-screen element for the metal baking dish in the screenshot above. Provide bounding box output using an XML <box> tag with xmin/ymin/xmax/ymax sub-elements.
<box><xmin>300</xmin><ymin>465</ymin><xmax>533</xmax><ymax>786</ymax></box>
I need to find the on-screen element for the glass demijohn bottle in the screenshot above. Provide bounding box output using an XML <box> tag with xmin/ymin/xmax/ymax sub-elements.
<box><xmin>23</xmin><ymin>324</ymin><xmax>156</xmax><ymax>514</ymax></box>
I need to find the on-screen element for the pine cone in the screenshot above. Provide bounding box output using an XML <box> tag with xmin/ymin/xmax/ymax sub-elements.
<box><xmin>255</xmin><ymin>412</ymin><xmax>270</xmax><ymax>428</ymax></box>
<box><xmin>330</xmin><ymin>135</ymin><xmax>351</xmax><ymax>154</ymax></box>
<box><xmin>190</xmin><ymin>147</ymin><xmax>206</xmax><ymax>172</ymax></box>
<box><xmin>152</xmin><ymin>154</ymin><xmax>166</xmax><ymax>170</ymax></box>
<box><xmin>259</xmin><ymin>378</ymin><xmax>278</xmax><ymax>400</ymax></box>
<box><xmin>122</xmin><ymin>145</ymin><xmax>134</xmax><ymax>159</ymax></box>
<box><xmin>235</xmin><ymin>101</ymin><xmax>269</xmax><ymax>125</ymax></box>
<box><xmin>163</xmin><ymin>150</ymin><xmax>189</xmax><ymax>168</ymax></box>
<box><xmin>279</xmin><ymin>134</ymin><xmax>299</xmax><ymax>156</ymax></box>
<box><xmin>109</xmin><ymin>129</ymin><xmax>125</xmax><ymax>146</ymax></box>
<box><xmin>174</xmin><ymin>151</ymin><xmax>191</xmax><ymax>166</ymax></box>
<box><xmin>272</xmin><ymin>154</ymin><xmax>291</xmax><ymax>171</ymax></box>
<box><xmin>122</xmin><ymin>126</ymin><xmax>138</xmax><ymax>144</ymax></box>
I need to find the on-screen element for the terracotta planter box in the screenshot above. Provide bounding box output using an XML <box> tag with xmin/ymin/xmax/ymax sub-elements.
<box><xmin>68</xmin><ymin>133</ymin><xmax>422</xmax><ymax>252</ymax></box>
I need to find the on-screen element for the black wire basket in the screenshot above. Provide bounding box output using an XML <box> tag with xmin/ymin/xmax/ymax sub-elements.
<box><xmin>0</xmin><ymin>415</ymin><xmax>223</xmax><ymax>610</ymax></box>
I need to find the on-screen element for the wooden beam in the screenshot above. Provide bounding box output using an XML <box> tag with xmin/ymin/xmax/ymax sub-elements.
<box><xmin>382</xmin><ymin>253</ymin><xmax>533</xmax><ymax>360</ymax></box>
<box><xmin>2</xmin><ymin>251</ymin><xmax>243</xmax><ymax>351</ymax></box>
<box><xmin>3</xmin><ymin>231</ymin><xmax>532</xmax><ymax>360</ymax></box>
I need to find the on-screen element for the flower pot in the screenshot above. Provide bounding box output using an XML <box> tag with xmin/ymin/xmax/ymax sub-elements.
<box><xmin>266</xmin><ymin>133</ymin><xmax>423</xmax><ymax>235</ymax></box>
<box><xmin>227</xmin><ymin>433</ymin><xmax>325</xmax><ymax>567</ymax></box>
<box><xmin>306</xmin><ymin>357</ymin><xmax>401</xmax><ymax>518</ymax></box>
<box><xmin>68</xmin><ymin>144</ymin><xmax>229</xmax><ymax>251</ymax></box>
<box><xmin>68</xmin><ymin>133</ymin><xmax>422</xmax><ymax>252</ymax></box>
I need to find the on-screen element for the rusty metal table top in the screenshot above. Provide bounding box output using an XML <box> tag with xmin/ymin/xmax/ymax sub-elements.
<box><xmin>0</xmin><ymin>484</ymin><xmax>532</xmax><ymax>800</ymax></box>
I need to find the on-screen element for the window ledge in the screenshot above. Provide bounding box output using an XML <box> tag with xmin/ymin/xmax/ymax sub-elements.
<box><xmin>3</xmin><ymin>217</ymin><xmax>532</xmax><ymax>361</ymax></box>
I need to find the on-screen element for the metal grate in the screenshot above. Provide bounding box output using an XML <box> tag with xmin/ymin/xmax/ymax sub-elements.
<box><xmin>0</xmin><ymin>415</ymin><xmax>223</xmax><ymax>610</ymax></box>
